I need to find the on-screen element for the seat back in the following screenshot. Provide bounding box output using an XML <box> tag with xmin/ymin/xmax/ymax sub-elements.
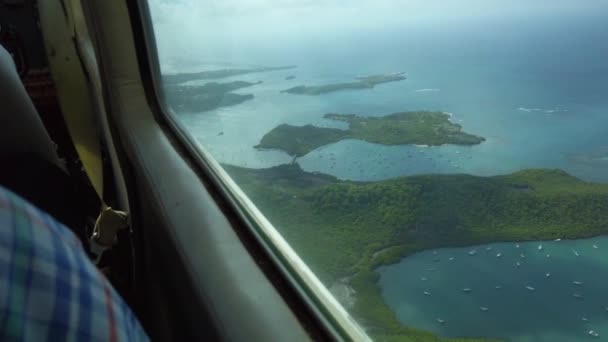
<box><xmin>0</xmin><ymin>44</ymin><xmax>62</xmax><ymax>168</ymax></box>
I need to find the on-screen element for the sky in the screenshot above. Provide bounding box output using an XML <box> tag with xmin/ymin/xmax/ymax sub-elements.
<box><xmin>147</xmin><ymin>0</ymin><xmax>608</xmax><ymax>71</ymax></box>
<box><xmin>149</xmin><ymin>0</ymin><xmax>604</xmax><ymax>17</ymax></box>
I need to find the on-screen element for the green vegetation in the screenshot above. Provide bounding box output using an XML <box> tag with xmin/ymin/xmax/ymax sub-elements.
<box><xmin>282</xmin><ymin>82</ymin><xmax>375</xmax><ymax>95</ymax></box>
<box><xmin>256</xmin><ymin>124</ymin><xmax>348</xmax><ymax>157</ymax></box>
<box><xmin>282</xmin><ymin>72</ymin><xmax>406</xmax><ymax>95</ymax></box>
<box><xmin>164</xmin><ymin>81</ymin><xmax>261</xmax><ymax>112</ymax></box>
<box><xmin>163</xmin><ymin>65</ymin><xmax>297</xmax><ymax>84</ymax></box>
<box><xmin>255</xmin><ymin>111</ymin><xmax>485</xmax><ymax>157</ymax></box>
<box><xmin>224</xmin><ymin>163</ymin><xmax>608</xmax><ymax>341</ymax></box>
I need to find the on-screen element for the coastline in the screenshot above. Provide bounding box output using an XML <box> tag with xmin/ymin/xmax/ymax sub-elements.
<box><xmin>223</xmin><ymin>163</ymin><xmax>608</xmax><ymax>341</ymax></box>
<box><xmin>256</xmin><ymin>111</ymin><xmax>485</xmax><ymax>157</ymax></box>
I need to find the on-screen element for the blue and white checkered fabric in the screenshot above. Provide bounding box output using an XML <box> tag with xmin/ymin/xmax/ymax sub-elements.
<box><xmin>0</xmin><ymin>186</ymin><xmax>149</xmax><ymax>341</ymax></box>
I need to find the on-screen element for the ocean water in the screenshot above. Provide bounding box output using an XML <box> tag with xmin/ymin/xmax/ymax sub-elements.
<box><xmin>377</xmin><ymin>237</ymin><xmax>608</xmax><ymax>341</ymax></box>
<box><xmin>177</xmin><ymin>11</ymin><xmax>608</xmax><ymax>183</ymax></box>
<box><xmin>167</xmin><ymin>7</ymin><xmax>608</xmax><ymax>341</ymax></box>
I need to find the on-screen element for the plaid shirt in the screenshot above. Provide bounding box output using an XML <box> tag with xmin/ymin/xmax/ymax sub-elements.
<box><xmin>0</xmin><ymin>187</ymin><xmax>149</xmax><ymax>341</ymax></box>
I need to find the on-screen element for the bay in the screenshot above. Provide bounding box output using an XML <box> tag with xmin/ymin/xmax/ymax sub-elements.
<box><xmin>377</xmin><ymin>237</ymin><xmax>608</xmax><ymax>341</ymax></box>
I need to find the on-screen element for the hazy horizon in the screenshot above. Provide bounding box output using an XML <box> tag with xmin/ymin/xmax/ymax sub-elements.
<box><xmin>149</xmin><ymin>0</ymin><xmax>608</xmax><ymax>72</ymax></box>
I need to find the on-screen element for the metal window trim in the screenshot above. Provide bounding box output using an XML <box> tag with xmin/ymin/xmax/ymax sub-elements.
<box><xmin>128</xmin><ymin>0</ymin><xmax>372</xmax><ymax>340</ymax></box>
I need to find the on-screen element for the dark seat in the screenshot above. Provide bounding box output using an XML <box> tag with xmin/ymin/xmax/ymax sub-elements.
<box><xmin>0</xmin><ymin>44</ymin><xmax>91</xmax><ymax>244</ymax></box>
<box><xmin>0</xmin><ymin>45</ymin><xmax>62</xmax><ymax>168</ymax></box>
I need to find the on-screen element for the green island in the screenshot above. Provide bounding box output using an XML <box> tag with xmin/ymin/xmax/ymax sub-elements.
<box><xmin>281</xmin><ymin>72</ymin><xmax>406</xmax><ymax>95</ymax></box>
<box><xmin>163</xmin><ymin>65</ymin><xmax>297</xmax><ymax>84</ymax></box>
<box><xmin>255</xmin><ymin>111</ymin><xmax>485</xmax><ymax>157</ymax></box>
<box><xmin>224</xmin><ymin>163</ymin><xmax>608</xmax><ymax>341</ymax></box>
<box><xmin>164</xmin><ymin>80</ymin><xmax>261</xmax><ymax>112</ymax></box>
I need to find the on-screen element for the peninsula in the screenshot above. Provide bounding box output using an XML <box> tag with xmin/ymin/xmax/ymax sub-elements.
<box><xmin>255</xmin><ymin>111</ymin><xmax>485</xmax><ymax>157</ymax></box>
<box><xmin>163</xmin><ymin>65</ymin><xmax>297</xmax><ymax>84</ymax></box>
<box><xmin>224</xmin><ymin>163</ymin><xmax>608</xmax><ymax>341</ymax></box>
<box><xmin>281</xmin><ymin>72</ymin><xmax>406</xmax><ymax>95</ymax></box>
<box><xmin>164</xmin><ymin>80</ymin><xmax>261</xmax><ymax>112</ymax></box>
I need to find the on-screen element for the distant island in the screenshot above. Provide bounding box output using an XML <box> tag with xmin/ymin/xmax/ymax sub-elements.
<box><xmin>224</xmin><ymin>163</ymin><xmax>608</xmax><ymax>341</ymax></box>
<box><xmin>281</xmin><ymin>72</ymin><xmax>405</xmax><ymax>95</ymax></box>
<box><xmin>255</xmin><ymin>111</ymin><xmax>485</xmax><ymax>157</ymax></box>
<box><xmin>164</xmin><ymin>80</ymin><xmax>261</xmax><ymax>112</ymax></box>
<box><xmin>163</xmin><ymin>65</ymin><xmax>297</xmax><ymax>84</ymax></box>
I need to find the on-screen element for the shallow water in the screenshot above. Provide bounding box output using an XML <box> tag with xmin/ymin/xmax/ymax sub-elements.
<box><xmin>377</xmin><ymin>237</ymin><xmax>608</xmax><ymax>341</ymax></box>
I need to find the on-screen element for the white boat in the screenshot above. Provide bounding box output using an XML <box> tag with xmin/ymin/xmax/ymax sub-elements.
<box><xmin>496</xmin><ymin>253</ymin><xmax>502</xmax><ymax>258</ymax></box>
<box><xmin>573</xmin><ymin>281</ymin><xmax>584</xmax><ymax>285</ymax></box>
<box><xmin>555</xmin><ymin>238</ymin><xmax>562</xmax><ymax>242</ymax></box>
<box><xmin>545</xmin><ymin>273</ymin><xmax>551</xmax><ymax>278</ymax></box>
<box><xmin>515</xmin><ymin>244</ymin><xmax>520</xmax><ymax>248</ymax></box>
<box><xmin>516</xmin><ymin>262</ymin><xmax>521</xmax><ymax>267</ymax></box>
<box><xmin>463</xmin><ymin>288</ymin><xmax>472</xmax><ymax>293</ymax></box>
<box><xmin>526</xmin><ymin>286</ymin><xmax>535</xmax><ymax>291</ymax></box>
<box><xmin>582</xmin><ymin>317</ymin><xmax>589</xmax><ymax>322</ymax></box>
<box><xmin>588</xmin><ymin>330</ymin><xmax>599</xmax><ymax>337</ymax></box>
<box><xmin>573</xmin><ymin>250</ymin><xmax>580</xmax><ymax>257</ymax></box>
<box><xmin>468</xmin><ymin>250</ymin><xmax>478</xmax><ymax>256</ymax></box>
<box><xmin>448</xmin><ymin>257</ymin><xmax>455</xmax><ymax>261</ymax></box>
<box><xmin>486</xmin><ymin>246</ymin><xmax>493</xmax><ymax>251</ymax></box>
<box><xmin>538</xmin><ymin>244</ymin><xmax>543</xmax><ymax>251</ymax></box>
<box><xmin>520</xmin><ymin>253</ymin><xmax>526</xmax><ymax>258</ymax></box>
<box><xmin>479</xmin><ymin>306</ymin><xmax>489</xmax><ymax>311</ymax></box>
<box><xmin>495</xmin><ymin>285</ymin><xmax>502</xmax><ymax>289</ymax></box>
<box><xmin>421</xmin><ymin>277</ymin><xmax>427</xmax><ymax>281</ymax></box>
<box><xmin>424</xmin><ymin>291</ymin><xmax>431</xmax><ymax>296</ymax></box>
<box><xmin>546</xmin><ymin>254</ymin><xmax>551</xmax><ymax>258</ymax></box>
<box><xmin>436</xmin><ymin>318</ymin><xmax>445</xmax><ymax>324</ymax></box>
<box><xmin>593</xmin><ymin>244</ymin><xmax>599</xmax><ymax>249</ymax></box>
<box><xmin>573</xmin><ymin>293</ymin><xmax>584</xmax><ymax>299</ymax></box>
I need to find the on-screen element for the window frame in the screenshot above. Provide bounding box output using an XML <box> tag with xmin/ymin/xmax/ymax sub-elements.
<box><xmin>123</xmin><ymin>0</ymin><xmax>371</xmax><ymax>340</ymax></box>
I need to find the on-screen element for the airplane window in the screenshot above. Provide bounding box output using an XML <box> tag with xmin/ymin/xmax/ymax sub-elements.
<box><xmin>147</xmin><ymin>1</ymin><xmax>608</xmax><ymax>340</ymax></box>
